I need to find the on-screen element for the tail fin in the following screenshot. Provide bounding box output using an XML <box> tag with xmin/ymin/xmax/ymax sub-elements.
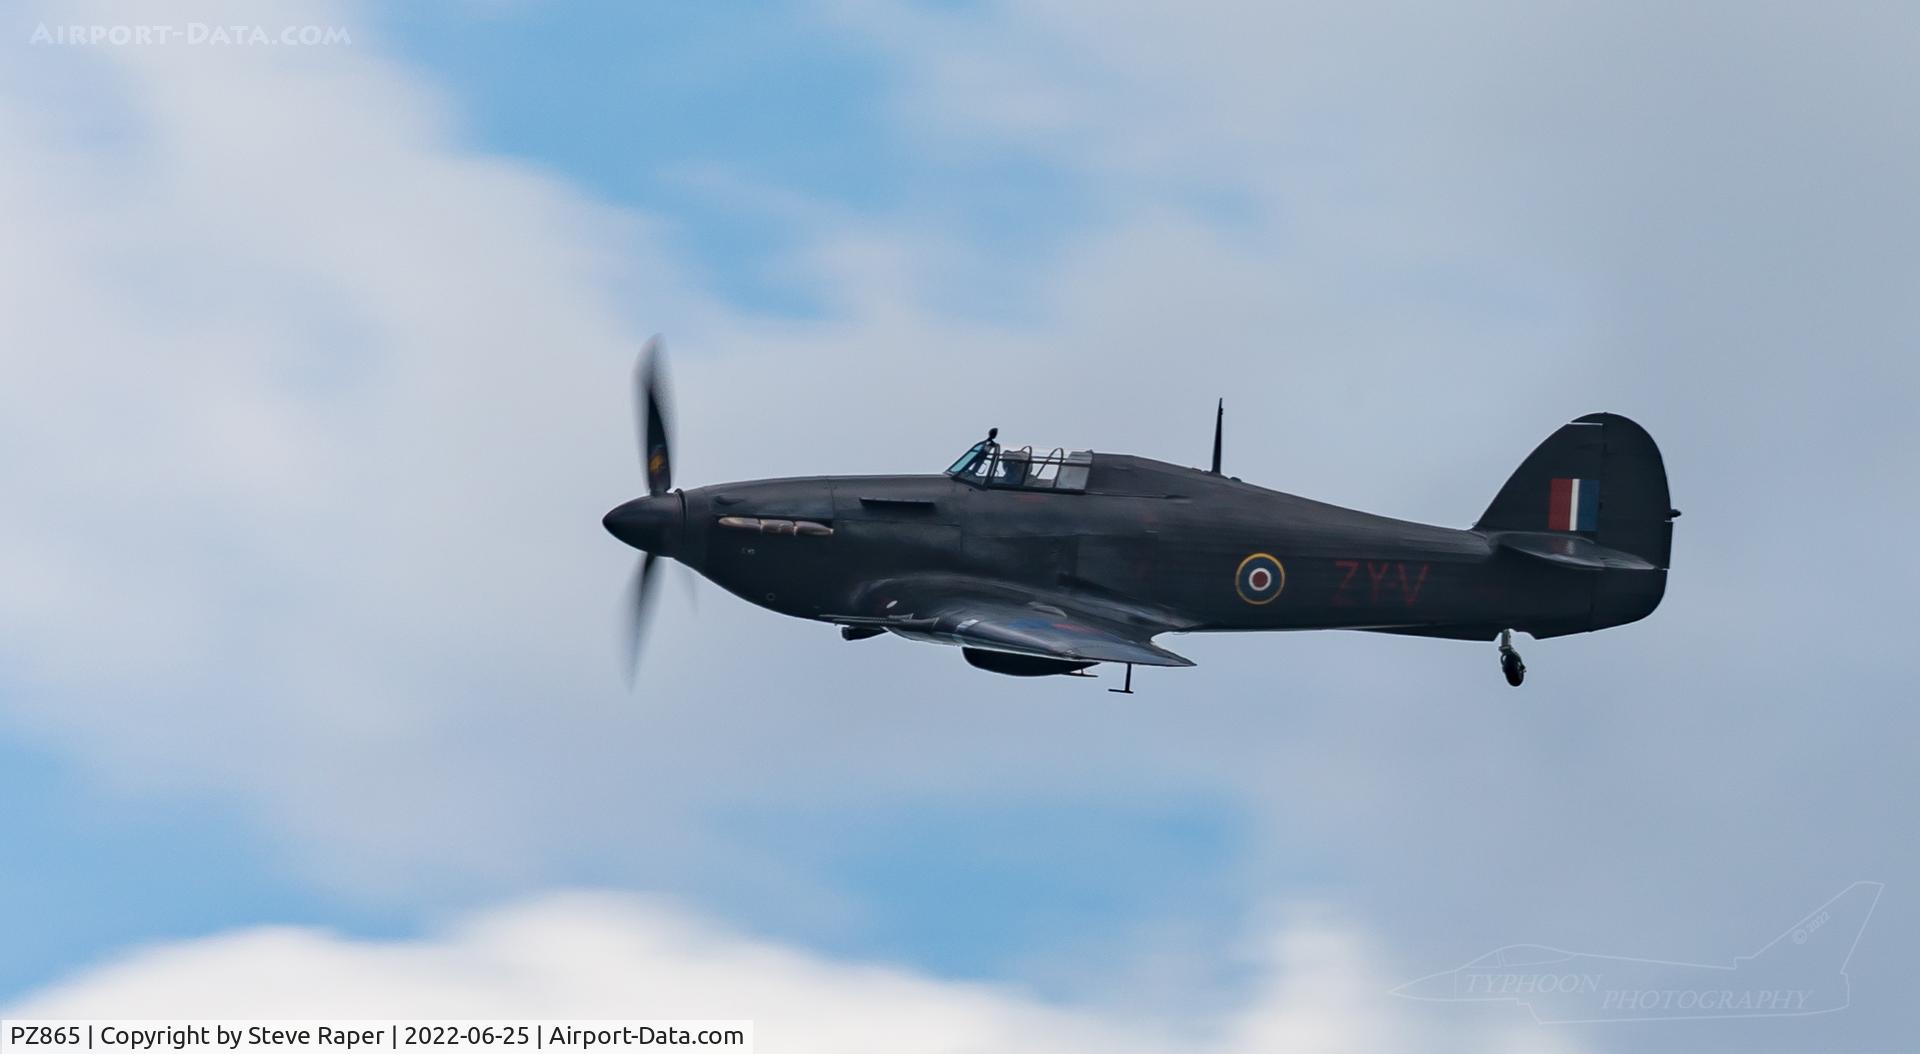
<box><xmin>1477</xmin><ymin>413</ymin><xmax>1676</xmax><ymax>569</ymax></box>
<box><xmin>1479</xmin><ymin>414</ymin><xmax>1676</xmax><ymax>634</ymax></box>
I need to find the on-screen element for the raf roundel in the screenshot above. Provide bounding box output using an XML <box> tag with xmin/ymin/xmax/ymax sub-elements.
<box><xmin>1235</xmin><ymin>552</ymin><xmax>1287</xmax><ymax>605</ymax></box>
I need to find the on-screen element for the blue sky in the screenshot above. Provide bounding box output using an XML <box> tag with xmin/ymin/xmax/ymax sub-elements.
<box><xmin>0</xmin><ymin>734</ymin><xmax>324</xmax><ymax>997</ymax></box>
<box><xmin>381</xmin><ymin>2</ymin><xmax>1090</xmax><ymax>319</ymax></box>
<box><xmin>2</xmin><ymin>2</ymin><xmax>1915</xmax><ymax>1050</ymax></box>
<box><xmin>390</xmin><ymin>3</ymin><xmax>900</xmax><ymax>316</ymax></box>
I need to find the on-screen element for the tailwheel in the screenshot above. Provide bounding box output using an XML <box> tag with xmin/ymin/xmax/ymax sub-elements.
<box><xmin>1498</xmin><ymin>629</ymin><xmax>1526</xmax><ymax>687</ymax></box>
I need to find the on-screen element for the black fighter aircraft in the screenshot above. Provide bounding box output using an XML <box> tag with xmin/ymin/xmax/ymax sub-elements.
<box><xmin>604</xmin><ymin>340</ymin><xmax>1676</xmax><ymax>690</ymax></box>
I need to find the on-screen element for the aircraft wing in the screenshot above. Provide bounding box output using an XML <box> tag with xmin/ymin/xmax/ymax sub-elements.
<box><xmin>828</xmin><ymin>579</ymin><xmax>1194</xmax><ymax>667</ymax></box>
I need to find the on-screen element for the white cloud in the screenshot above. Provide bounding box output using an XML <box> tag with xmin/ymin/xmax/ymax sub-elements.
<box><xmin>7</xmin><ymin>894</ymin><xmax>1567</xmax><ymax>1054</ymax></box>
<box><xmin>2</xmin><ymin>0</ymin><xmax>698</xmax><ymax>888</ymax></box>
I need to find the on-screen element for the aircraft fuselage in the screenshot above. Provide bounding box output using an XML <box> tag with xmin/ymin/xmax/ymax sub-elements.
<box><xmin>647</xmin><ymin>454</ymin><xmax>1663</xmax><ymax>643</ymax></box>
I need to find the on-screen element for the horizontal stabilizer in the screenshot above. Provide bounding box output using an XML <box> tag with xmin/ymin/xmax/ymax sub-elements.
<box><xmin>1493</xmin><ymin>531</ymin><xmax>1658</xmax><ymax>572</ymax></box>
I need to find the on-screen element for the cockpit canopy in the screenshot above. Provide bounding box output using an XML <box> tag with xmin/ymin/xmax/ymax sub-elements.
<box><xmin>946</xmin><ymin>440</ymin><xmax>1093</xmax><ymax>492</ymax></box>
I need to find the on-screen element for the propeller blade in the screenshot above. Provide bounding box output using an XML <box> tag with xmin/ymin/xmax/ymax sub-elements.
<box><xmin>623</xmin><ymin>552</ymin><xmax>660</xmax><ymax>686</ymax></box>
<box><xmin>636</xmin><ymin>337</ymin><xmax>673</xmax><ymax>495</ymax></box>
<box><xmin>680</xmin><ymin>561</ymin><xmax>699</xmax><ymax>612</ymax></box>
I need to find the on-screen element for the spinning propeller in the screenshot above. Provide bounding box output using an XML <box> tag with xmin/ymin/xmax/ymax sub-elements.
<box><xmin>604</xmin><ymin>337</ymin><xmax>683</xmax><ymax>684</ymax></box>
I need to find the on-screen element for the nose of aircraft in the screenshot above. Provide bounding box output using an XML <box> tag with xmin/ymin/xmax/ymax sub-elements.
<box><xmin>603</xmin><ymin>494</ymin><xmax>682</xmax><ymax>556</ymax></box>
